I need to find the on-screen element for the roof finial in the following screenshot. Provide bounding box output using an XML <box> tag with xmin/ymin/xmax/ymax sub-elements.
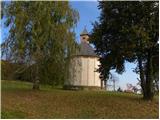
<box><xmin>80</xmin><ymin>26</ymin><xmax>88</xmax><ymax>36</ymax></box>
<box><xmin>84</xmin><ymin>25</ymin><xmax>87</xmax><ymax>29</ymax></box>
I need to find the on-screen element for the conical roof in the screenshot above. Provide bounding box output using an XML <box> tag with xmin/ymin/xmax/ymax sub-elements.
<box><xmin>74</xmin><ymin>27</ymin><xmax>98</xmax><ymax>57</ymax></box>
<box><xmin>77</xmin><ymin>41</ymin><xmax>98</xmax><ymax>57</ymax></box>
<box><xmin>80</xmin><ymin>27</ymin><xmax>89</xmax><ymax>36</ymax></box>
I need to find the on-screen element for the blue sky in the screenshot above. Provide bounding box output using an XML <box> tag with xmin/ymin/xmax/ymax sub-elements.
<box><xmin>1</xmin><ymin>1</ymin><xmax>139</xmax><ymax>90</ymax></box>
<box><xmin>70</xmin><ymin>1</ymin><xmax>139</xmax><ymax>90</ymax></box>
<box><xmin>70</xmin><ymin>1</ymin><xmax>100</xmax><ymax>43</ymax></box>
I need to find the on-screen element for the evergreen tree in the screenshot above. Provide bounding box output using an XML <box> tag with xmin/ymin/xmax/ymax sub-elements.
<box><xmin>90</xmin><ymin>1</ymin><xmax>158</xmax><ymax>100</ymax></box>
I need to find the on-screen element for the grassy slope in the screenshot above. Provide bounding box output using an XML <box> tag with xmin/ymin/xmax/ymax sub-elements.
<box><xmin>1</xmin><ymin>80</ymin><xmax>159</xmax><ymax>119</ymax></box>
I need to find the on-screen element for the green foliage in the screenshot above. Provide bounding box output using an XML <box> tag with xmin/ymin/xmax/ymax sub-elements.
<box><xmin>1</xmin><ymin>60</ymin><xmax>35</xmax><ymax>82</ymax></box>
<box><xmin>1</xmin><ymin>60</ymin><xmax>15</xmax><ymax>80</ymax></box>
<box><xmin>1</xmin><ymin>1</ymin><xmax>79</xmax><ymax>87</ymax></box>
<box><xmin>90</xmin><ymin>1</ymin><xmax>158</xmax><ymax>100</ymax></box>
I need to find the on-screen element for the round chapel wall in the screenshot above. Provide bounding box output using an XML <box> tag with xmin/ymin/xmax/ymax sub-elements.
<box><xmin>64</xmin><ymin>56</ymin><xmax>101</xmax><ymax>90</ymax></box>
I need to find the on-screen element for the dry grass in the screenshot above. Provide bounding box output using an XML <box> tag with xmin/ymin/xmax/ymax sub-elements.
<box><xmin>1</xmin><ymin>80</ymin><xmax>159</xmax><ymax>119</ymax></box>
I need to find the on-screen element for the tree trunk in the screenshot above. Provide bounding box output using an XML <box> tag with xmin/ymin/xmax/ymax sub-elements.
<box><xmin>137</xmin><ymin>56</ymin><xmax>146</xmax><ymax>99</ymax></box>
<box><xmin>33</xmin><ymin>79</ymin><xmax>40</xmax><ymax>90</ymax></box>
<box><xmin>101</xmin><ymin>80</ymin><xmax>104</xmax><ymax>89</ymax></box>
<box><xmin>33</xmin><ymin>64</ymin><xmax>40</xmax><ymax>90</ymax></box>
<box><xmin>104</xmin><ymin>80</ymin><xmax>107</xmax><ymax>90</ymax></box>
<box><xmin>113</xmin><ymin>80</ymin><xmax>115</xmax><ymax>91</ymax></box>
<box><xmin>145</xmin><ymin>49</ymin><xmax>154</xmax><ymax>100</ymax></box>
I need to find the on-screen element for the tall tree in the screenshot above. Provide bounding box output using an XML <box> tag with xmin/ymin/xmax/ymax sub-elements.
<box><xmin>90</xmin><ymin>1</ymin><xmax>158</xmax><ymax>100</ymax></box>
<box><xmin>109</xmin><ymin>73</ymin><xmax>119</xmax><ymax>91</ymax></box>
<box><xmin>1</xmin><ymin>1</ymin><xmax>79</xmax><ymax>89</ymax></box>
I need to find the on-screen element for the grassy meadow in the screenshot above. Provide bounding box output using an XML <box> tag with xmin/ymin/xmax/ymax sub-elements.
<box><xmin>1</xmin><ymin>80</ymin><xmax>159</xmax><ymax>119</ymax></box>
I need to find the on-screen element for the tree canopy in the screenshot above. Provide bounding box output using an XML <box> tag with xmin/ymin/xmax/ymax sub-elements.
<box><xmin>90</xmin><ymin>1</ymin><xmax>158</xmax><ymax>100</ymax></box>
<box><xmin>1</xmin><ymin>1</ymin><xmax>79</xmax><ymax>89</ymax></box>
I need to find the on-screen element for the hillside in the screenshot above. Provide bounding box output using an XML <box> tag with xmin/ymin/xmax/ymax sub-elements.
<box><xmin>1</xmin><ymin>80</ymin><xmax>159</xmax><ymax>119</ymax></box>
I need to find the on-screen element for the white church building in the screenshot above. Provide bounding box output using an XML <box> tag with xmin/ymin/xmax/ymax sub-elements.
<box><xmin>64</xmin><ymin>28</ymin><xmax>102</xmax><ymax>90</ymax></box>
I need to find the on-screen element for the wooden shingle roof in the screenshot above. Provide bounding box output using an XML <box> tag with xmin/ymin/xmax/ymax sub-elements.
<box><xmin>77</xmin><ymin>41</ymin><xmax>98</xmax><ymax>57</ymax></box>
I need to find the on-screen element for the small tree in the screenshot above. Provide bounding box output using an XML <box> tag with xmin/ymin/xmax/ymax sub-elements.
<box><xmin>109</xmin><ymin>73</ymin><xmax>119</xmax><ymax>91</ymax></box>
<box><xmin>117</xmin><ymin>87</ymin><xmax>123</xmax><ymax>92</ymax></box>
<box><xmin>132</xmin><ymin>86</ymin><xmax>138</xmax><ymax>93</ymax></box>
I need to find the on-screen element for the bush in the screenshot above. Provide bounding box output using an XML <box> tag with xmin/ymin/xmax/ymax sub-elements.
<box><xmin>117</xmin><ymin>87</ymin><xmax>123</xmax><ymax>92</ymax></box>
